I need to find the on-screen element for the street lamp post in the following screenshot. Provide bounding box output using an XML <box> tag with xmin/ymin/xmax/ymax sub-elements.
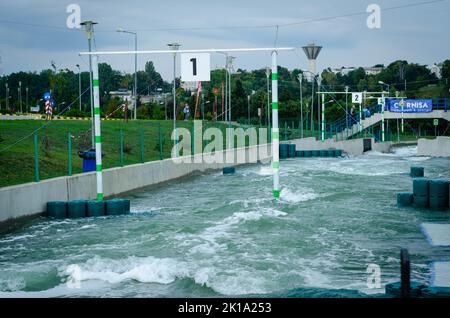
<box><xmin>80</xmin><ymin>20</ymin><xmax>97</xmax><ymax>148</ymax></box>
<box><xmin>5</xmin><ymin>83</ymin><xmax>8</xmax><ymax>110</ymax></box>
<box><xmin>345</xmin><ymin>86</ymin><xmax>349</xmax><ymax>128</ymax></box>
<box><xmin>76</xmin><ymin>64</ymin><xmax>82</xmax><ymax>111</ymax></box>
<box><xmin>247</xmin><ymin>95</ymin><xmax>251</xmax><ymax>125</ymax></box>
<box><xmin>167</xmin><ymin>43</ymin><xmax>181</xmax><ymax>154</ymax></box>
<box><xmin>118</xmin><ymin>29</ymin><xmax>138</xmax><ymax>120</ymax></box>
<box><xmin>266</xmin><ymin>67</ymin><xmax>271</xmax><ymax>126</ymax></box>
<box><xmin>18</xmin><ymin>81</ymin><xmax>22</xmax><ymax>113</ymax></box>
<box><xmin>298</xmin><ymin>74</ymin><xmax>303</xmax><ymax>138</ymax></box>
<box><xmin>26</xmin><ymin>86</ymin><xmax>28</xmax><ymax>112</ymax></box>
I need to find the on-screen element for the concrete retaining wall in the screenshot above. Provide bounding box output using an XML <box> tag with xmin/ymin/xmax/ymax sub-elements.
<box><xmin>418</xmin><ymin>137</ymin><xmax>450</xmax><ymax>157</ymax></box>
<box><xmin>0</xmin><ymin>144</ymin><xmax>271</xmax><ymax>228</ymax></box>
<box><xmin>288</xmin><ymin>137</ymin><xmax>391</xmax><ymax>156</ymax></box>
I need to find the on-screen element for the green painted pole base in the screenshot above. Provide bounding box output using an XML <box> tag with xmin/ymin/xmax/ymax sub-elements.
<box><xmin>273</xmin><ymin>190</ymin><xmax>280</xmax><ymax>198</ymax></box>
<box><xmin>97</xmin><ymin>193</ymin><xmax>104</xmax><ymax>201</ymax></box>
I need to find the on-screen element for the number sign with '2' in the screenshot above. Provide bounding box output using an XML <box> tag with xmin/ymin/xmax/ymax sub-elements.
<box><xmin>181</xmin><ymin>53</ymin><xmax>211</xmax><ymax>82</ymax></box>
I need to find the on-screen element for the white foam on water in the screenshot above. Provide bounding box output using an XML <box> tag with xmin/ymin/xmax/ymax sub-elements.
<box><xmin>64</xmin><ymin>256</ymin><xmax>189</xmax><ymax>285</ymax></box>
<box><xmin>280</xmin><ymin>188</ymin><xmax>318</xmax><ymax>203</ymax></box>
<box><xmin>392</xmin><ymin>145</ymin><xmax>417</xmax><ymax>157</ymax></box>
<box><xmin>0</xmin><ymin>234</ymin><xmax>36</xmax><ymax>243</ymax></box>
<box><xmin>255</xmin><ymin>165</ymin><xmax>274</xmax><ymax>176</ymax></box>
<box><xmin>79</xmin><ymin>225</ymin><xmax>97</xmax><ymax>230</ymax></box>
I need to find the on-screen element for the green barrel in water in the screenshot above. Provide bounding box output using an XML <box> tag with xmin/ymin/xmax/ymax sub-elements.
<box><xmin>67</xmin><ymin>200</ymin><xmax>86</xmax><ymax>218</ymax></box>
<box><xmin>303</xmin><ymin>150</ymin><xmax>312</xmax><ymax>157</ymax></box>
<box><xmin>327</xmin><ymin>149</ymin><xmax>336</xmax><ymax>157</ymax></box>
<box><xmin>86</xmin><ymin>200</ymin><xmax>106</xmax><ymax>217</ymax></box>
<box><xmin>319</xmin><ymin>150</ymin><xmax>328</xmax><ymax>157</ymax></box>
<box><xmin>47</xmin><ymin>201</ymin><xmax>67</xmax><ymax>218</ymax></box>
<box><xmin>385</xmin><ymin>281</ymin><xmax>426</xmax><ymax>297</ymax></box>
<box><xmin>312</xmin><ymin>150</ymin><xmax>320</xmax><ymax>157</ymax></box>
<box><xmin>279</xmin><ymin>144</ymin><xmax>288</xmax><ymax>159</ymax></box>
<box><xmin>421</xmin><ymin>287</ymin><xmax>450</xmax><ymax>298</ymax></box>
<box><xmin>296</xmin><ymin>150</ymin><xmax>304</xmax><ymax>157</ymax></box>
<box><xmin>429</xmin><ymin>180</ymin><xmax>449</xmax><ymax>209</ymax></box>
<box><xmin>223</xmin><ymin>166</ymin><xmax>235</xmax><ymax>174</ymax></box>
<box><xmin>397</xmin><ymin>193</ymin><xmax>413</xmax><ymax>207</ymax></box>
<box><xmin>413</xmin><ymin>178</ymin><xmax>429</xmax><ymax>208</ymax></box>
<box><xmin>288</xmin><ymin>144</ymin><xmax>296</xmax><ymax>158</ymax></box>
<box><xmin>106</xmin><ymin>199</ymin><xmax>130</xmax><ymax>216</ymax></box>
<box><xmin>410</xmin><ymin>166</ymin><xmax>424</xmax><ymax>178</ymax></box>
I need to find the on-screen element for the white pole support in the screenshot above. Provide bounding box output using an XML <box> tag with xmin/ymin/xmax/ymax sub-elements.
<box><xmin>271</xmin><ymin>51</ymin><xmax>280</xmax><ymax>198</ymax></box>
<box><xmin>381</xmin><ymin>93</ymin><xmax>385</xmax><ymax>142</ymax></box>
<box><xmin>92</xmin><ymin>55</ymin><xmax>103</xmax><ymax>201</ymax></box>
<box><xmin>321</xmin><ymin>93</ymin><xmax>325</xmax><ymax>141</ymax></box>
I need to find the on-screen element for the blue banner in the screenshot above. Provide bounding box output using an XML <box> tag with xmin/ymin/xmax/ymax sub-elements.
<box><xmin>389</xmin><ymin>99</ymin><xmax>433</xmax><ymax>113</ymax></box>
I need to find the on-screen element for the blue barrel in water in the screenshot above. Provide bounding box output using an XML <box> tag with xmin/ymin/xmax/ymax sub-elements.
<box><xmin>327</xmin><ymin>149</ymin><xmax>336</xmax><ymax>157</ymax></box>
<box><xmin>87</xmin><ymin>200</ymin><xmax>106</xmax><ymax>217</ymax></box>
<box><xmin>296</xmin><ymin>150</ymin><xmax>304</xmax><ymax>157</ymax></box>
<box><xmin>303</xmin><ymin>150</ymin><xmax>312</xmax><ymax>157</ymax></box>
<box><xmin>106</xmin><ymin>199</ymin><xmax>130</xmax><ymax>216</ymax></box>
<box><xmin>288</xmin><ymin>144</ymin><xmax>296</xmax><ymax>158</ymax></box>
<box><xmin>410</xmin><ymin>166</ymin><xmax>424</xmax><ymax>178</ymax></box>
<box><xmin>67</xmin><ymin>200</ymin><xmax>86</xmax><ymax>218</ymax></box>
<box><xmin>335</xmin><ymin>149</ymin><xmax>343</xmax><ymax>157</ymax></box>
<box><xmin>279</xmin><ymin>144</ymin><xmax>288</xmax><ymax>159</ymax></box>
<box><xmin>47</xmin><ymin>201</ymin><xmax>67</xmax><ymax>218</ymax></box>
<box><xmin>312</xmin><ymin>150</ymin><xmax>320</xmax><ymax>157</ymax></box>
<box><xmin>429</xmin><ymin>180</ymin><xmax>449</xmax><ymax>209</ymax></box>
<box><xmin>397</xmin><ymin>192</ymin><xmax>413</xmax><ymax>207</ymax></box>
<box><xmin>223</xmin><ymin>166</ymin><xmax>235</xmax><ymax>174</ymax></box>
<box><xmin>413</xmin><ymin>178</ymin><xmax>429</xmax><ymax>208</ymax></box>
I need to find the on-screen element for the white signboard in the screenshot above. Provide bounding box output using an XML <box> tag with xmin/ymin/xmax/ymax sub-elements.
<box><xmin>181</xmin><ymin>53</ymin><xmax>211</xmax><ymax>82</ymax></box>
<box><xmin>377</xmin><ymin>97</ymin><xmax>384</xmax><ymax>105</ymax></box>
<box><xmin>352</xmin><ymin>93</ymin><xmax>362</xmax><ymax>104</ymax></box>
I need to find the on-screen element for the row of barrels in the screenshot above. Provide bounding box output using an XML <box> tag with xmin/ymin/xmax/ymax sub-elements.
<box><xmin>47</xmin><ymin>199</ymin><xmax>131</xmax><ymax>218</ymax></box>
<box><xmin>397</xmin><ymin>178</ymin><xmax>450</xmax><ymax>210</ymax></box>
<box><xmin>279</xmin><ymin>144</ymin><xmax>343</xmax><ymax>159</ymax></box>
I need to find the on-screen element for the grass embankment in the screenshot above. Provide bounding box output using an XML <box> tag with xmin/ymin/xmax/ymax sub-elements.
<box><xmin>0</xmin><ymin>119</ymin><xmax>274</xmax><ymax>188</ymax></box>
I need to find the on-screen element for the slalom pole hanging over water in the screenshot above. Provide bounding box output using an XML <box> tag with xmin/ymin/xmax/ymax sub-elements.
<box><xmin>92</xmin><ymin>55</ymin><xmax>103</xmax><ymax>201</ymax></box>
<box><xmin>271</xmin><ymin>51</ymin><xmax>280</xmax><ymax>198</ymax></box>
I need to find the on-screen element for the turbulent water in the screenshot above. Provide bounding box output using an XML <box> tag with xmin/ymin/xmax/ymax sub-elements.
<box><xmin>1</xmin><ymin>146</ymin><xmax>449</xmax><ymax>298</ymax></box>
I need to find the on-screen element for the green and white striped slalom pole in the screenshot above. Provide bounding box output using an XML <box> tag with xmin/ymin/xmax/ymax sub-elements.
<box><xmin>271</xmin><ymin>51</ymin><xmax>280</xmax><ymax>198</ymax></box>
<box><xmin>92</xmin><ymin>55</ymin><xmax>103</xmax><ymax>201</ymax></box>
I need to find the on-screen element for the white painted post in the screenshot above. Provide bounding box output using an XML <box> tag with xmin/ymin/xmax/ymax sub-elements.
<box><xmin>92</xmin><ymin>55</ymin><xmax>103</xmax><ymax>201</ymax></box>
<box><xmin>381</xmin><ymin>93</ymin><xmax>385</xmax><ymax>142</ymax></box>
<box><xmin>271</xmin><ymin>51</ymin><xmax>280</xmax><ymax>198</ymax></box>
<box><xmin>321</xmin><ymin>93</ymin><xmax>325</xmax><ymax>141</ymax></box>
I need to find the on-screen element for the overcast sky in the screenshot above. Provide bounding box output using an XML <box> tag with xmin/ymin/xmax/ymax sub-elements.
<box><xmin>0</xmin><ymin>0</ymin><xmax>449</xmax><ymax>81</ymax></box>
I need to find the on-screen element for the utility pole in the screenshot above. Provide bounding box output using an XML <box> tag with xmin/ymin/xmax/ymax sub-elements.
<box><xmin>298</xmin><ymin>73</ymin><xmax>303</xmax><ymax>138</ymax></box>
<box><xmin>76</xmin><ymin>64</ymin><xmax>82</xmax><ymax>111</ymax></box>
<box><xmin>5</xmin><ymin>83</ymin><xmax>8</xmax><ymax>110</ymax></box>
<box><xmin>167</xmin><ymin>42</ymin><xmax>181</xmax><ymax>154</ymax></box>
<box><xmin>80</xmin><ymin>20</ymin><xmax>97</xmax><ymax>148</ymax></box>
<box><xmin>26</xmin><ymin>86</ymin><xmax>28</xmax><ymax>112</ymax></box>
<box><xmin>18</xmin><ymin>81</ymin><xmax>22</xmax><ymax>113</ymax></box>
<box><xmin>266</xmin><ymin>67</ymin><xmax>271</xmax><ymax>126</ymax></box>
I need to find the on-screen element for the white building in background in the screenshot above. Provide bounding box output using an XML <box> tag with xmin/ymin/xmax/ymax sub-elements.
<box><xmin>330</xmin><ymin>66</ymin><xmax>384</xmax><ymax>76</ymax></box>
<box><xmin>429</xmin><ymin>63</ymin><xmax>442</xmax><ymax>79</ymax></box>
<box><xmin>181</xmin><ymin>81</ymin><xmax>198</xmax><ymax>92</ymax></box>
<box><xmin>109</xmin><ymin>88</ymin><xmax>132</xmax><ymax>102</ymax></box>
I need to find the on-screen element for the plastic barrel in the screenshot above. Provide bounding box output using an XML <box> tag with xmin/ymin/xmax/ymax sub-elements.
<box><xmin>429</xmin><ymin>180</ymin><xmax>449</xmax><ymax>209</ymax></box>
<box><xmin>303</xmin><ymin>150</ymin><xmax>312</xmax><ymax>157</ymax></box>
<box><xmin>106</xmin><ymin>199</ymin><xmax>129</xmax><ymax>216</ymax></box>
<box><xmin>327</xmin><ymin>149</ymin><xmax>336</xmax><ymax>157</ymax></box>
<box><xmin>413</xmin><ymin>178</ymin><xmax>429</xmax><ymax>208</ymax></box>
<box><xmin>312</xmin><ymin>150</ymin><xmax>320</xmax><ymax>157</ymax></box>
<box><xmin>397</xmin><ymin>193</ymin><xmax>413</xmax><ymax>207</ymax></box>
<box><xmin>295</xmin><ymin>150</ymin><xmax>304</xmax><ymax>157</ymax></box>
<box><xmin>319</xmin><ymin>150</ymin><xmax>328</xmax><ymax>157</ymax></box>
<box><xmin>385</xmin><ymin>281</ymin><xmax>425</xmax><ymax>298</ymax></box>
<box><xmin>86</xmin><ymin>200</ymin><xmax>106</xmax><ymax>217</ymax></box>
<box><xmin>410</xmin><ymin>166</ymin><xmax>424</xmax><ymax>178</ymax></box>
<box><xmin>223</xmin><ymin>166</ymin><xmax>235</xmax><ymax>174</ymax></box>
<box><xmin>47</xmin><ymin>201</ymin><xmax>67</xmax><ymax>218</ymax></box>
<box><xmin>421</xmin><ymin>287</ymin><xmax>450</xmax><ymax>298</ymax></box>
<box><xmin>67</xmin><ymin>200</ymin><xmax>86</xmax><ymax>218</ymax></box>
<box><xmin>279</xmin><ymin>144</ymin><xmax>288</xmax><ymax>159</ymax></box>
<box><xmin>288</xmin><ymin>144</ymin><xmax>296</xmax><ymax>158</ymax></box>
<box><xmin>335</xmin><ymin>149</ymin><xmax>343</xmax><ymax>157</ymax></box>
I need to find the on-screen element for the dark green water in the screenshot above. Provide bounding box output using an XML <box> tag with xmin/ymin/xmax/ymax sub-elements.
<box><xmin>1</xmin><ymin>146</ymin><xmax>449</xmax><ymax>297</ymax></box>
